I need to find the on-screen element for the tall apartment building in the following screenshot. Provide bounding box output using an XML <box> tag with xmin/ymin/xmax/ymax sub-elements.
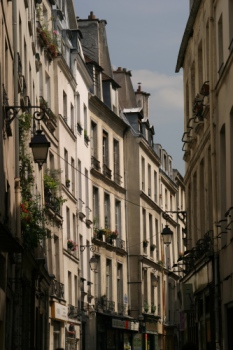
<box><xmin>176</xmin><ymin>0</ymin><xmax>233</xmax><ymax>348</ymax></box>
<box><xmin>114</xmin><ymin>68</ymin><xmax>186</xmax><ymax>350</ymax></box>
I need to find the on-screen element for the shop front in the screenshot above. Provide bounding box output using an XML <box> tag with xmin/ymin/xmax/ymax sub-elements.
<box><xmin>96</xmin><ymin>313</ymin><xmax>139</xmax><ymax>350</ymax></box>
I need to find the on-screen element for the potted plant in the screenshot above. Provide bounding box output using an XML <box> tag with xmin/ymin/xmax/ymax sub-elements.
<box><xmin>150</xmin><ymin>243</ymin><xmax>156</xmax><ymax>251</ymax></box>
<box><xmin>67</xmin><ymin>239</ymin><xmax>78</xmax><ymax>251</ymax></box>
<box><xmin>143</xmin><ymin>239</ymin><xmax>149</xmax><ymax>248</ymax></box>
<box><xmin>84</xmin><ymin>129</ymin><xmax>90</xmax><ymax>143</ymax></box>
<box><xmin>66</xmin><ymin>179</ymin><xmax>70</xmax><ymax>188</ymax></box>
<box><xmin>111</xmin><ymin>230</ymin><xmax>119</xmax><ymax>239</ymax></box>
<box><xmin>151</xmin><ymin>305</ymin><xmax>156</xmax><ymax>314</ymax></box>
<box><xmin>144</xmin><ymin>301</ymin><xmax>149</xmax><ymax>313</ymax></box>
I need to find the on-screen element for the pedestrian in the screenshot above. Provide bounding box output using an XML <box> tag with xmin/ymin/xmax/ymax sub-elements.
<box><xmin>182</xmin><ymin>342</ymin><xmax>198</xmax><ymax>350</ymax></box>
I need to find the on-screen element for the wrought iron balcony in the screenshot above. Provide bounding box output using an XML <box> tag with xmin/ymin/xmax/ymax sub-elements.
<box><xmin>44</xmin><ymin>191</ymin><xmax>61</xmax><ymax>215</ymax></box>
<box><xmin>95</xmin><ymin>296</ymin><xmax>115</xmax><ymax>312</ymax></box>
<box><xmin>103</xmin><ymin>164</ymin><xmax>112</xmax><ymax>179</ymax></box>
<box><xmin>50</xmin><ymin>279</ymin><xmax>65</xmax><ymax>300</ymax></box>
<box><xmin>91</xmin><ymin>156</ymin><xmax>101</xmax><ymax>171</ymax></box>
<box><xmin>68</xmin><ymin>304</ymin><xmax>80</xmax><ymax>319</ymax></box>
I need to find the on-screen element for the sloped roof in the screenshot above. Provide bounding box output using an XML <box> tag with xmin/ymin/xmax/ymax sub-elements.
<box><xmin>113</xmin><ymin>68</ymin><xmax>138</xmax><ymax>109</ymax></box>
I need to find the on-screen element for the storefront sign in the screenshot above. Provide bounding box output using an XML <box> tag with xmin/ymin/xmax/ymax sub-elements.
<box><xmin>112</xmin><ymin>319</ymin><xmax>139</xmax><ymax>331</ymax></box>
<box><xmin>51</xmin><ymin>301</ymin><xmax>68</xmax><ymax>321</ymax></box>
<box><xmin>133</xmin><ymin>334</ymin><xmax>142</xmax><ymax>350</ymax></box>
<box><xmin>145</xmin><ymin>321</ymin><xmax>157</xmax><ymax>334</ymax></box>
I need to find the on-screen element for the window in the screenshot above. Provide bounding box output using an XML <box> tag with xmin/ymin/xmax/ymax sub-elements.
<box><xmin>94</xmin><ymin>255</ymin><xmax>100</xmax><ymax>297</ymax></box>
<box><xmin>113</xmin><ymin>139</ymin><xmax>120</xmax><ymax>184</ymax></box>
<box><xmin>68</xmin><ymin>271</ymin><xmax>72</xmax><ymax>304</ymax></box>
<box><xmin>117</xmin><ymin>263</ymin><xmax>123</xmax><ymax>308</ymax></box>
<box><xmin>91</xmin><ymin>121</ymin><xmax>98</xmax><ymax>158</ymax></box>
<box><xmin>104</xmin><ymin>193</ymin><xmax>110</xmax><ymax>228</ymax></box>
<box><xmin>64</xmin><ymin>149</ymin><xmax>68</xmax><ymax>181</ymax></box>
<box><xmin>154</xmin><ymin>170</ymin><xmax>158</xmax><ymax>202</ymax></box>
<box><xmin>103</xmin><ymin>131</ymin><xmax>109</xmax><ymax>166</ymax></box>
<box><xmin>70</xmin><ymin>103</ymin><xmax>74</xmax><ymax>132</ymax></box>
<box><xmin>78</xmin><ymin>160</ymin><xmax>82</xmax><ymax>211</ymax></box>
<box><xmin>73</xmin><ymin>213</ymin><xmax>76</xmax><ymax>243</ymax></box>
<box><xmin>141</xmin><ymin>157</ymin><xmax>145</xmax><ymax>191</ymax></box>
<box><xmin>115</xmin><ymin>200</ymin><xmax>122</xmax><ymax>235</ymax></box>
<box><xmin>85</xmin><ymin>169</ymin><xmax>89</xmax><ymax>219</ymax></box>
<box><xmin>66</xmin><ymin>206</ymin><xmax>70</xmax><ymax>239</ymax></box>
<box><xmin>71</xmin><ymin>157</ymin><xmax>75</xmax><ymax>195</ymax></box>
<box><xmin>148</xmin><ymin>164</ymin><xmax>151</xmax><ymax>196</ymax></box>
<box><xmin>218</xmin><ymin>15</ymin><xmax>224</xmax><ymax>72</ymax></box>
<box><xmin>142</xmin><ymin>208</ymin><xmax>147</xmax><ymax>246</ymax></box>
<box><xmin>93</xmin><ymin>186</ymin><xmax>99</xmax><ymax>227</ymax></box>
<box><xmin>74</xmin><ymin>275</ymin><xmax>78</xmax><ymax>306</ymax></box>
<box><xmin>198</xmin><ymin>41</ymin><xmax>203</xmax><ymax>90</ymax></box>
<box><xmin>84</xmin><ymin>104</ymin><xmax>87</xmax><ymax>132</ymax></box>
<box><xmin>45</xmin><ymin>73</ymin><xmax>51</xmax><ymax>106</ymax></box>
<box><xmin>63</xmin><ymin>91</ymin><xmax>67</xmax><ymax>120</ymax></box>
<box><xmin>106</xmin><ymin>259</ymin><xmax>112</xmax><ymax>300</ymax></box>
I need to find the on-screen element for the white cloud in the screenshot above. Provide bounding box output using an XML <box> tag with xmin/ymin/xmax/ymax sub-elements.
<box><xmin>131</xmin><ymin>69</ymin><xmax>184</xmax><ymax>122</ymax></box>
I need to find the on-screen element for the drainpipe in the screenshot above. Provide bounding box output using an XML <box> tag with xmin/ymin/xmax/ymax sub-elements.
<box><xmin>209</xmin><ymin>1</ymin><xmax>220</xmax><ymax>349</ymax></box>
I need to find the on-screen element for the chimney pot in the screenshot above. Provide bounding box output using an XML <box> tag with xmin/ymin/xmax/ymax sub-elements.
<box><xmin>88</xmin><ymin>11</ymin><xmax>96</xmax><ymax>20</ymax></box>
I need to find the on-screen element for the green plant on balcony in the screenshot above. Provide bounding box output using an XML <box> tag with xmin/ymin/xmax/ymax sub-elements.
<box><xmin>44</xmin><ymin>169</ymin><xmax>66</xmax><ymax>214</ymax></box>
<box><xmin>144</xmin><ymin>301</ymin><xmax>149</xmax><ymax>313</ymax></box>
<box><xmin>84</xmin><ymin>129</ymin><xmax>90</xmax><ymax>143</ymax></box>
<box><xmin>143</xmin><ymin>239</ymin><xmax>149</xmax><ymax>248</ymax></box>
<box><xmin>111</xmin><ymin>230</ymin><xmax>119</xmax><ymax>239</ymax></box>
<box><xmin>150</xmin><ymin>243</ymin><xmax>156</xmax><ymax>251</ymax></box>
<box><xmin>67</xmin><ymin>239</ymin><xmax>78</xmax><ymax>251</ymax></box>
<box><xmin>151</xmin><ymin>305</ymin><xmax>156</xmax><ymax>313</ymax></box>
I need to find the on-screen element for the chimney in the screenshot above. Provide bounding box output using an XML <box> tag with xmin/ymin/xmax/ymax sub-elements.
<box><xmin>137</xmin><ymin>83</ymin><xmax>142</xmax><ymax>92</ymax></box>
<box><xmin>88</xmin><ymin>11</ymin><xmax>96</xmax><ymax>20</ymax></box>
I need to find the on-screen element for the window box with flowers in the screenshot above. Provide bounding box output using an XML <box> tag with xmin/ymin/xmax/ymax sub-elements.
<box><xmin>67</xmin><ymin>239</ymin><xmax>78</xmax><ymax>252</ymax></box>
<box><xmin>111</xmin><ymin>230</ymin><xmax>119</xmax><ymax>239</ymax></box>
<box><xmin>143</xmin><ymin>240</ymin><xmax>149</xmax><ymax>248</ymax></box>
<box><xmin>151</xmin><ymin>305</ymin><xmax>156</xmax><ymax>314</ymax></box>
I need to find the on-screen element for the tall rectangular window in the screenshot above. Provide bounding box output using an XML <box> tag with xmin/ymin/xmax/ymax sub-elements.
<box><xmin>85</xmin><ymin>169</ymin><xmax>89</xmax><ymax>219</ymax></box>
<box><xmin>63</xmin><ymin>91</ymin><xmax>67</xmax><ymax>120</ymax></box>
<box><xmin>198</xmin><ymin>41</ymin><xmax>203</xmax><ymax>90</ymax></box>
<box><xmin>113</xmin><ymin>139</ymin><xmax>120</xmax><ymax>184</ymax></box>
<box><xmin>66</xmin><ymin>206</ymin><xmax>70</xmax><ymax>239</ymax></box>
<box><xmin>91</xmin><ymin>121</ymin><xmax>98</xmax><ymax>158</ymax></box>
<box><xmin>78</xmin><ymin>160</ymin><xmax>82</xmax><ymax>211</ymax></box>
<box><xmin>45</xmin><ymin>73</ymin><xmax>51</xmax><ymax>106</ymax></box>
<box><xmin>73</xmin><ymin>213</ymin><xmax>76</xmax><ymax>243</ymax></box>
<box><xmin>154</xmin><ymin>170</ymin><xmax>158</xmax><ymax>202</ymax></box>
<box><xmin>141</xmin><ymin>157</ymin><xmax>145</xmax><ymax>191</ymax></box>
<box><xmin>94</xmin><ymin>255</ymin><xmax>100</xmax><ymax>297</ymax></box>
<box><xmin>104</xmin><ymin>193</ymin><xmax>110</xmax><ymax>228</ymax></box>
<box><xmin>64</xmin><ymin>149</ymin><xmax>68</xmax><ymax>181</ymax></box>
<box><xmin>68</xmin><ymin>271</ymin><xmax>72</xmax><ymax>304</ymax></box>
<box><xmin>218</xmin><ymin>15</ymin><xmax>224</xmax><ymax>72</ymax></box>
<box><xmin>117</xmin><ymin>263</ymin><xmax>123</xmax><ymax>308</ymax></box>
<box><xmin>143</xmin><ymin>209</ymin><xmax>147</xmax><ymax>251</ymax></box>
<box><xmin>71</xmin><ymin>157</ymin><xmax>75</xmax><ymax>195</ymax></box>
<box><xmin>93</xmin><ymin>187</ymin><xmax>99</xmax><ymax>227</ymax></box>
<box><xmin>106</xmin><ymin>259</ymin><xmax>112</xmax><ymax>300</ymax></box>
<box><xmin>115</xmin><ymin>200</ymin><xmax>122</xmax><ymax>235</ymax></box>
<box><xmin>84</xmin><ymin>104</ymin><xmax>87</xmax><ymax>131</ymax></box>
<box><xmin>103</xmin><ymin>131</ymin><xmax>109</xmax><ymax>166</ymax></box>
<box><xmin>148</xmin><ymin>164</ymin><xmax>151</xmax><ymax>196</ymax></box>
<box><xmin>74</xmin><ymin>275</ymin><xmax>78</xmax><ymax>306</ymax></box>
<box><xmin>70</xmin><ymin>103</ymin><xmax>74</xmax><ymax>132</ymax></box>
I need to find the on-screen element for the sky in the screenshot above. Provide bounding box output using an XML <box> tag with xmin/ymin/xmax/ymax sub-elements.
<box><xmin>74</xmin><ymin>1</ymin><xmax>189</xmax><ymax>175</ymax></box>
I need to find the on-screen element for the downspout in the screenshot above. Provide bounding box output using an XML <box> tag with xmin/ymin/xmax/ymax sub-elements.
<box><xmin>209</xmin><ymin>1</ymin><xmax>220</xmax><ymax>349</ymax></box>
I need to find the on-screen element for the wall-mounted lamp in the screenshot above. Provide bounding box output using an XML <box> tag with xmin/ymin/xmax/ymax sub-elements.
<box><xmin>161</xmin><ymin>225</ymin><xmax>173</xmax><ymax>245</ymax></box>
<box><xmin>151</xmin><ymin>274</ymin><xmax>158</xmax><ymax>288</ymax></box>
<box><xmin>89</xmin><ymin>255</ymin><xmax>98</xmax><ymax>272</ymax></box>
<box><xmin>29</xmin><ymin>130</ymin><xmax>50</xmax><ymax>169</ymax></box>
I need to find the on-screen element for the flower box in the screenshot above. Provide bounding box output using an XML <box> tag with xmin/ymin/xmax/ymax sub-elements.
<box><xmin>67</xmin><ymin>239</ymin><xmax>77</xmax><ymax>251</ymax></box>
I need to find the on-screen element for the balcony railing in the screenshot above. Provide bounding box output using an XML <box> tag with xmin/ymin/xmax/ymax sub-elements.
<box><xmin>91</xmin><ymin>156</ymin><xmax>101</xmax><ymax>171</ymax></box>
<box><xmin>116</xmin><ymin>238</ymin><xmax>125</xmax><ymax>250</ymax></box>
<box><xmin>50</xmin><ymin>279</ymin><xmax>65</xmax><ymax>300</ymax></box>
<box><xmin>68</xmin><ymin>304</ymin><xmax>81</xmax><ymax>319</ymax></box>
<box><xmin>103</xmin><ymin>164</ymin><xmax>112</xmax><ymax>179</ymax></box>
<box><xmin>95</xmin><ymin>296</ymin><xmax>115</xmax><ymax>312</ymax></box>
<box><xmin>44</xmin><ymin>191</ymin><xmax>61</xmax><ymax>215</ymax></box>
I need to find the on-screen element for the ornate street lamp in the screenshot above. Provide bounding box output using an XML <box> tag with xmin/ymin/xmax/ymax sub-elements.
<box><xmin>29</xmin><ymin>130</ymin><xmax>50</xmax><ymax>169</ymax></box>
<box><xmin>89</xmin><ymin>255</ymin><xmax>98</xmax><ymax>272</ymax></box>
<box><xmin>161</xmin><ymin>225</ymin><xmax>173</xmax><ymax>246</ymax></box>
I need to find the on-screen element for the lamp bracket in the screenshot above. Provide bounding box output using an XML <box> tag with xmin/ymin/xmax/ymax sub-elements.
<box><xmin>80</xmin><ymin>244</ymin><xmax>96</xmax><ymax>253</ymax></box>
<box><xmin>3</xmin><ymin>104</ymin><xmax>47</xmax><ymax>138</ymax></box>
